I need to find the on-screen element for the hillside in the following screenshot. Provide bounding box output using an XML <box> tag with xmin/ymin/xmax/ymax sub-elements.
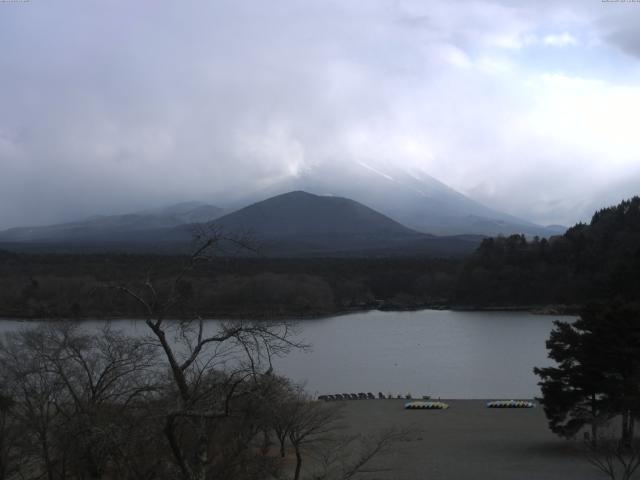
<box><xmin>455</xmin><ymin>196</ymin><xmax>640</xmax><ymax>306</ymax></box>
<box><xmin>0</xmin><ymin>202</ymin><xmax>224</xmax><ymax>244</ymax></box>
<box><xmin>214</xmin><ymin>190</ymin><xmax>420</xmax><ymax>238</ymax></box>
<box><xmin>229</xmin><ymin>161</ymin><xmax>564</xmax><ymax>237</ymax></box>
<box><xmin>210</xmin><ymin>191</ymin><xmax>480</xmax><ymax>256</ymax></box>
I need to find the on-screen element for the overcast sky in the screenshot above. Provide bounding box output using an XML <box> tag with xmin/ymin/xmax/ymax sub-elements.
<box><xmin>1</xmin><ymin>0</ymin><xmax>640</xmax><ymax>229</ymax></box>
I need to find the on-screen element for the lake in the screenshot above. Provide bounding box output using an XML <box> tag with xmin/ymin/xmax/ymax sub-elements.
<box><xmin>0</xmin><ymin>309</ymin><xmax>567</xmax><ymax>399</ymax></box>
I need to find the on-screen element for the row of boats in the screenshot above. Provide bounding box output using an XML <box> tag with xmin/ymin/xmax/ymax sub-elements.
<box><xmin>317</xmin><ymin>394</ymin><xmax>536</xmax><ymax>410</ymax></box>
<box><xmin>405</xmin><ymin>401</ymin><xmax>449</xmax><ymax>410</ymax></box>
<box><xmin>318</xmin><ymin>392</ymin><xmax>431</xmax><ymax>401</ymax></box>
<box><xmin>404</xmin><ymin>400</ymin><xmax>536</xmax><ymax>410</ymax></box>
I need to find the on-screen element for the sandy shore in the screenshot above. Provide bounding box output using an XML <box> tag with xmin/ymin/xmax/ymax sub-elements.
<box><xmin>337</xmin><ymin>399</ymin><xmax>601</xmax><ymax>479</ymax></box>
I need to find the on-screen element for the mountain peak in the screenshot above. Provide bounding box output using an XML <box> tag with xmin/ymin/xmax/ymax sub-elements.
<box><xmin>229</xmin><ymin>161</ymin><xmax>563</xmax><ymax>237</ymax></box>
<box><xmin>214</xmin><ymin>190</ymin><xmax>418</xmax><ymax>238</ymax></box>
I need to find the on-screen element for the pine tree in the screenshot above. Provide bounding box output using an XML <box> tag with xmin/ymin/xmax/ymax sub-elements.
<box><xmin>534</xmin><ymin>303</ymin><xmax>640</xmax><ymax>445</ymax></box>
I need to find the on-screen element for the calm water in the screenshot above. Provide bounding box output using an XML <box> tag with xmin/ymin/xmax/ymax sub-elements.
<box><xmin>0</xmin><ymin>310</ymin><xmax>567</xmax><ymax>399</ymax></box>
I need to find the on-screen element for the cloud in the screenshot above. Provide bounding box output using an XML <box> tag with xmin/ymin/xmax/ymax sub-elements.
<box><xmin>607</xmin><ymin>25</ymin><xmax>640</xmax><ymax>58</ymax></box>
<box><xmin>0</xmin><ymin>0</ymin><xmax>638</xmax><ymax>229</ymax></box>
<box><xmin>543</xmin><ymin>32</ymin><xmax>578</xmax><ymax>47</ymax></box>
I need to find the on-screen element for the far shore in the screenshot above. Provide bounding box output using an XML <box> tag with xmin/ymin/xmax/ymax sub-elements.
<box><xmin>0</xmin><ymin>303</ymin><xmax>581</xmax><ymax>322</ymax></box>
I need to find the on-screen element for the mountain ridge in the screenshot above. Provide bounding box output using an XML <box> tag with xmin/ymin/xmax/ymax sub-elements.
<box><xmin>228</xmin><ymin>161</ymin><xmax>564</xmax><ymax>237</ymax></box>
<box><xmin>0</xmin><ymin>203</ymin><xmax>225</xmax><ymax>243</ymax></box>
<box><xmin>0</xmin><ymin>191</ymin><xmax>482</xmax><ymax>257</ymax></box>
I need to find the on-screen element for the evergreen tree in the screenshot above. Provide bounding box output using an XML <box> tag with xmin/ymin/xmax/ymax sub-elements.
<box><xmin>535</xmin><ymin>303</ymin><xmax>640</xmax><ymax>444</ymax></box>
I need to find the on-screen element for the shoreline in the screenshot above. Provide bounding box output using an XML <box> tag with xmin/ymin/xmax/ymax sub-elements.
<box><xmin>0</xmin><ymin>303</ymin><xmax>581</xmax><ymax>322</ymax></box>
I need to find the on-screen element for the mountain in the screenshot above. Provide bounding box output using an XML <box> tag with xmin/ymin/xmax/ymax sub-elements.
<box><xmin>214</xmin><ymin>190</ymin><xmax>422</xmax><ymax>239</ymax></box>
<box><xmin>209</xmin><ymin>191</ymin><xmax>481</xmax><ymax>256</ymax></box>
<box><xmin>543</xmin><ymin>224</ymin><xmax>568</xmax><ymax>236</ymax></box>
<box><xmin>138</xmin><ymin>202</ymin><xmax>225</xmax><ymax>223</ymax></box>
<box><xmin>0</xmin><ymin>202</ymin><xmax>224</xmax><ymax>243</ymax></box>
<box><xmin>0</xmin><ymin>192</ymin><xmax>482</xmax><ymax>256</ymax></box>
<box><xmin>228</xmin><ymin>161</ymin><xmax>564</xmax><ymax>237</ymax></box>
<box><xmin>0</xmin><ymin>162</ymin><xmax>565</xmax><ymax>247</ymax></box>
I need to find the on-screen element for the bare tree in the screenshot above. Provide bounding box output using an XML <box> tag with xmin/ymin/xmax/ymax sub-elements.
<box><xmin>1</xmin><ymin>327</ymin><xmax>70</xmax><ymax>480</ymax></box>
<box><xmin>115</xmin><ymin>231</ymin><xmax>305</xmax><ymax>480</ymax></box>
<box><xmin>0</xmin><ymin>323</ymin><xmax>159</xmax><ymax>480</ymax></box>
<box><xmin>286</xmin><ymin>392</ymin><xmax>343</xmax><ymax>480</ymax></box>
<box><xmin>268</xmin><ymin>383</ymin><xmax>409</xmax><ymax>480</ymax></box>
<box><xmin>0</xmin><ymin>392</ymin><xmax>20</xmax><ymax>480</ymax></box>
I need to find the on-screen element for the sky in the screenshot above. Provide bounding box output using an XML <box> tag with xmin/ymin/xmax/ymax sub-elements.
<box><xmin>1</xmin><ymin>0</ymin><xmax>640</xmax><ymax>229</ymax></box>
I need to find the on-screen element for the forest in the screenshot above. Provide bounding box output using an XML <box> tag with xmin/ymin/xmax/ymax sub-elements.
<box><xmin>0</xmin><ymin>196</ymin><xmax>639</xmax><ymax>320</ymax></box>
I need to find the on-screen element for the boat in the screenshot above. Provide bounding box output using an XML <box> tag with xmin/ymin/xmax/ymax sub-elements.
<box><xmin>486</xmin><ymin>400</ymin><xmax>535</xmax><ymax>408</ymax></box>
<box><xmin>405</xmin><ymin>401</ymin><xmax>449</xmax><ymax>410</ymax></box>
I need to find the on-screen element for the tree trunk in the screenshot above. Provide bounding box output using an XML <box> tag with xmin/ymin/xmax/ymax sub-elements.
<box><xmin>622</xmin><ymin>410</ymin><xmax>631</xmax><ymax>447</ymax></box>
<box><xmin>147</xmin><ymin>321</ymin><xmax>190</xmax><ymax>402</ymax></box>
<box><xmin>41</xmin><ymin>435</ymin><xmax>55</xmax><ymax>480</ymax></box>
<box><xmin>195</xmin><ymin>432</ymin><xmax>208</xmax><ymax>480</ymax></box>
<box><xmin>261</xmin><ymin>430</ymin><xmax>271</xmax><ymax>456</ymax></box>
<box><xmin>590</xmin><ymin>394</ymin><xmax>598</xmax><ymax>448</ymax></box>
<box><xmin>164</xmin><ymin>415</ymin><xmax>191</xmax><ymax>479</ymax></box>
<box><xmin>293</xmin><ymin>444</ymin><xmax>302</xmax><ymax>480</ymax></box>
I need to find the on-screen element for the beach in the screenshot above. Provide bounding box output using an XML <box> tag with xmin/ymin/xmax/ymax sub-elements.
<box><xmin>337</xmin><ymin>399</ymin><xmax>601</xmax><ymax>480</ymax></box>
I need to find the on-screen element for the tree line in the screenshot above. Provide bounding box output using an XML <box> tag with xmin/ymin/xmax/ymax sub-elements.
<box><xmin>457</xmin><ymin>196</ymin><xmax>640</xmax><ymax>307</ymax></box>
<box><xmin>0</xmin><ymin>254</ymin><xmax>458</xmax><ymax>320</ymax></box>
<box><xmin>3</xmin><ymin>197</ymin><xmax>640</xmax><ymax>319</ymax></box>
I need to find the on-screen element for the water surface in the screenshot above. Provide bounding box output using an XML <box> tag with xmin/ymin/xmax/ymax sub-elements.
<box><xmin>0</xmin><ymin>309</ymin><xmax>567</xmax><ymax>398</ymax></box>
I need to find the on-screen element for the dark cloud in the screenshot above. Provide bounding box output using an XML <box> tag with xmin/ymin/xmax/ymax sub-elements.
<box><xmin>607</xmin><ymin>24</ymin><xmax>640</xmax><ymax>58</ymax></box>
